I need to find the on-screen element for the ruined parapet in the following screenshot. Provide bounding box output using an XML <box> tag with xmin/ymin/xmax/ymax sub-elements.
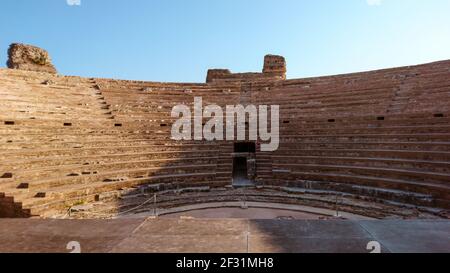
<box><xmin>206</xmin><ymin>54</ymin><xmax>286</xmax><ymax>83</ymax></box>
<box><xmin>262</xmin><ymin>54</ymin><xmax>286</xmax><ymax>79</ymax></box>
<box><xmin>7</xmin><ymin>43</ymin><xmax>57</xmax><ymax>74</ymax></box>
<box><xmin>206</xmin><ymin>69</ymin><xmax>232</xmax><ymax>83</ymax></box>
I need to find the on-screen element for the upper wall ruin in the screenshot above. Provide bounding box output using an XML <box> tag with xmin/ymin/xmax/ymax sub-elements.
<box><xmin>263</xmin><ymin>54</ymin><xmax>286</xmax><ymax>78</ymax></box>
<box><xmin>5</xmin><ymin>43</ymin><xmax>284</xmax><ymax>82</ymax></box>
<box><xmin>206</xmin><ymin>54</ymin><xmax>286</xmax><ymax>83</ymax></box>
<box><xmin>7</xmin><ymin>43</ymin><xmax>57</xmax><ymax>74</ymax></box>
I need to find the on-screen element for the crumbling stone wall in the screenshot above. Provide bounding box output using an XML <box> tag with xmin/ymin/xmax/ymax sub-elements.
<box><xmin>7</xmin><ymin>43</ymin><xmax>57</xmax><ymax>74</ymax></box>
<box><xmin>206</xmin><ymin>54</ymin><xmax>286</xmax><ymax>83</ymax></box>
<box><xmin>263</xmin><ymin>54</ymin><xmax>286</xmax><ymax>79</ymax></box>
<box><xmin>206</xmin><ymin>69</ymin><xmax>232</xmax><ymax>83</ymax></box>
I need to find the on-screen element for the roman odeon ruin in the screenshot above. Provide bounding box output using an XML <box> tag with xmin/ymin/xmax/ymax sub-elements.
<box><xmin>0</xmin><ymin>43</ymin><xmax>449</xmax><ymax>220</ymax></box>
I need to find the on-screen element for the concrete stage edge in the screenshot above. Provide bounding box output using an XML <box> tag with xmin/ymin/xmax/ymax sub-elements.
<box><xmin>0</xmin><ymin>219</ymin><xmax>449</xmax><ymax>253</ymax></box>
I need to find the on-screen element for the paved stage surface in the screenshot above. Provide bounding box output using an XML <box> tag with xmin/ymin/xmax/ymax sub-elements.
<box><xmin>0</xmin><ymin>219</ymin><xmax>448</xmax><ymax>253</ymax></box>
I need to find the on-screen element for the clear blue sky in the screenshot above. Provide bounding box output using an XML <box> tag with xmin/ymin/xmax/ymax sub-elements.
<box><xmin>1</xmin><ymin>0</ymin><xmax>450</xmax><ymax>82</ymax></box>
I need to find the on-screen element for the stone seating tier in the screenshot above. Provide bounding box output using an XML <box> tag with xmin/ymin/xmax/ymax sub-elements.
<box><xmin>1</xmin><ymin>57</ymin><xmax>449</xmax><ymax>218</ymax></box>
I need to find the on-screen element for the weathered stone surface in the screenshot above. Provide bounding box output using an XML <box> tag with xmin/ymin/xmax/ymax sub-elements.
<box><xmin>206</xmin><ymin>69</ymin><xmax>231</xmax><ymax>83</ymax></box>
<box><xmin>7</xmin><ymin>43</ymin><xmax>57</xmax><ymax>74</ymax></box>
<box><xmin>263</xmin><ymin>54</ymin><xmax>286</xmax><ymax>79</ymax></box>
<box><xmin>70</xmin><ymin>204</ymin><xmax>94</xmax><ymax>212</ymax></box>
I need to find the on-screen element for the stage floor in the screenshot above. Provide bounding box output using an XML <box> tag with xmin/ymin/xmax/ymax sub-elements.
<box><xmin>0</xmin><ymin>219</ymin><xmax>448</xmax><ymax>253</ymax></box>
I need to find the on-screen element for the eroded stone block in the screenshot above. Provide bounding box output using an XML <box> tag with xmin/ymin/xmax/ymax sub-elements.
<box><xmin>7</xmin><ymin>43</ymin><xmax>57</xmax><ymax>74</ymax></box>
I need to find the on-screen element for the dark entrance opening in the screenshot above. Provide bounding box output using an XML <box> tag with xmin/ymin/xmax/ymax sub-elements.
<box><xmin>234</xmin><ymin>142</ymin><xmax>256</xmax><ymax>153</ymax></box>
<box><xmin>233</xmin><ymin>157</ymin><xmax>248</xmax><ymax>181</ymax></box>
<box><xmin>232</xmin><ymin>142</ymin><xmax>256</xmax><ymax>187</ymax></box>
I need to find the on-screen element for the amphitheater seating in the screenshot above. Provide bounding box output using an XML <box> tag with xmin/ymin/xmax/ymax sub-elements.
<box><xmin>252</xmin><ymin>60</ymin><xmax>450</xmax><ymax>210</ymax></box>
<box><xmin>1</xmin><ymin>58</ymin><xmax>450</xmax><ymax>218</ymax></box>
<box><xmin>0</xmin><ymin>69</ymin><xmax>236</xmax><ymax>217</ymax></box>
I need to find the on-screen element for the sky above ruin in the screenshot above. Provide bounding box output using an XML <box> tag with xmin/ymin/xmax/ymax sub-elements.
<box><xmin>1</xmin><ymin>0</ymin><xmax>450</xmax><ymax>82</ymax></box>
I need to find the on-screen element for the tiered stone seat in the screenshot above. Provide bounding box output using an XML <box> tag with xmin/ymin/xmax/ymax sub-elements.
<box><xmin>251</xmin><ymin>60</ymin><xmax>450</xmax><ymax>210</ymax></box>
<box><xmin>0</xmin><ymin>70</ymin><xmax>234</xmax><ymax>217</ymax></box>
<box><xmin>1</xmin><ymin>56</ymin><xmax>449</xmax><ymax>218</ymax></box>
<box><xmin>95</xmin><ymin>79</ymin><xmax>241</xmax><ymax>127</ymax></box>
